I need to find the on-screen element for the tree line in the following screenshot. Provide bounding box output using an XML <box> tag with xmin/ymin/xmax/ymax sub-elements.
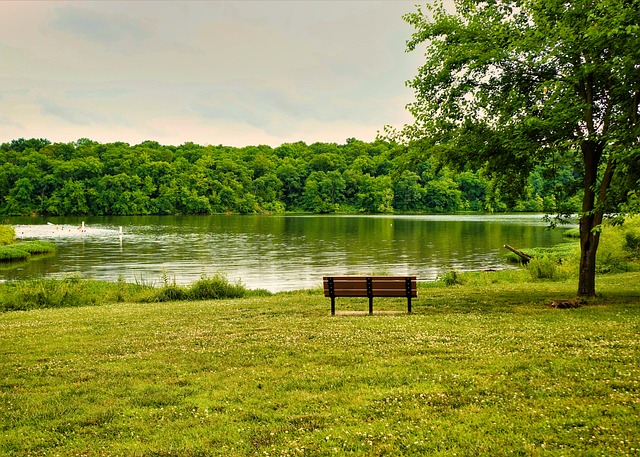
<box><xmin>0</xmin><ymin>137</ymin><xmax>582</xmax><ymax>217</ymax></box>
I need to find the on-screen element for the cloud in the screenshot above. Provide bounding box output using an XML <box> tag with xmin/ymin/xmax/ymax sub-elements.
<box><xmin>38</xmin><ymin>97</ymin><xmax>108</xmax><ymax>126</ymax></box>
<box><xmin>0</xmin><ymin>115</ymin><xmax>22</xmax><ymax>129</ymax></box>
<box><xmin>49</xmin><ymin>4</ymin><xmax>150</xmax><ymax>45</ymax></box>
<box><xmin>0</xmin><ymin>1</ymin><xmax>423</xmax><ymax>147</ymax></box>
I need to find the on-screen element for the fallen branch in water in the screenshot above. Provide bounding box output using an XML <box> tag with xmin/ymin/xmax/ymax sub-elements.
<box><xmin>503</xmin><ymin>244</ymin><xmax>533</xmax><ymax>264</ymax></box>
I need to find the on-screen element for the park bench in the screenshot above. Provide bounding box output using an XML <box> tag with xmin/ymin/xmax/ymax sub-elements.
<box><xmin>323</xmin><ymin>276</ymin><xmax>417</xmax><ymax>315</ymax></box>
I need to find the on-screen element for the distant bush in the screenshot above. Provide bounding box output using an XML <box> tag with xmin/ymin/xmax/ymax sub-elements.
<box><xmin>626</xmin><ymin>232</ymin><xmax>640</xmax><ymax>260</ymax></box>
<box><xmin>0</xmin><ymin>226</ymin><xmax>15</xmax><ymax>245</ymax></box>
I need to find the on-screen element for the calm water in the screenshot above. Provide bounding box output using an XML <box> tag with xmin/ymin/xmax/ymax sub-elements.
<box><xmin>2</xmin><ymin>214</ymin><xmax>573</xmax><ymax>292</ymax></box>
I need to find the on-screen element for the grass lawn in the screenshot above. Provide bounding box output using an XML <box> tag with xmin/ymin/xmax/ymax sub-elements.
<box><xmin>1</xmin><ymin>271</ymin><xmax>639</xmax><ymax>456</ymax></box>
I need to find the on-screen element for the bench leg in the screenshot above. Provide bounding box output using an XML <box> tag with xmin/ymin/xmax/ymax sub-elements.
<box><xmin>408</xmin><ymin>296</ymin><xmax>412</xmax><ymax>314</ymax></box>
<box><xmin>369</xmin><ymin>297</ymin><xmax>373</xmax><ymax>315</ymax></box>
<box><xmin>331</xmin><ymin>297</ymin><xmax>335</xmax><ymax>316</ymax></box>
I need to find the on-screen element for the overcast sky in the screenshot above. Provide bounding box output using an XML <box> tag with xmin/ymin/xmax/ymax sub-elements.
<box><xmin>0</xmin><ymin>1</ymin><xmax>437</xmax><ymax>148</ymax></box>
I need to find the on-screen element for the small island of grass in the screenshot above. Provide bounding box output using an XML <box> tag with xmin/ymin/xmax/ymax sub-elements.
<box><xmin>0</xmin><ymin>225</ymin><xmax>57</xmax><ymax>263</ymax></box>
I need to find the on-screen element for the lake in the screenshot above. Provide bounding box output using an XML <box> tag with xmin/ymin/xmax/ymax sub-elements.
<box><xmin>2</xmin><ymin>214</ymin><xmax>573</xmax><ymax>292</ymax></box>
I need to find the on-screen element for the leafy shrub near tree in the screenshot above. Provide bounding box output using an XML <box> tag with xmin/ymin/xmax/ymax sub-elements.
<box><xmin>596</xmin><ymin>216</ymin><xmax>640</xmax><ymax>274</ymax></box>
<box><xmin>502</xmin><ymin>217</ymin><xmax>640</xmax><ymax>280</ymax></box>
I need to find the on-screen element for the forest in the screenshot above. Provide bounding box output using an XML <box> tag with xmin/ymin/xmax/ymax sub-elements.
<box><xmin>0</xmin><ymin>137</ymin><xmax>582</xmax><ymax>217</ymax></box>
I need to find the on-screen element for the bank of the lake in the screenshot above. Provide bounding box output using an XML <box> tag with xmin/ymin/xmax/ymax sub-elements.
<box><xmin>2</xmin><ymin>213</ymin><xmax>573</xmax><ymax>291</ymax></box>
<box><xmin>1</xmin><ymin>270</ymin><xmax>638</xmax><ymax>456</ymax></box>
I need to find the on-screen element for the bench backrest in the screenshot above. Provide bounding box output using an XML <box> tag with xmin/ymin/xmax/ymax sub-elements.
<box><xmin>323</xmin><ymin>276</ymin><xmax>417</xmax><ymax>298</ymax></box>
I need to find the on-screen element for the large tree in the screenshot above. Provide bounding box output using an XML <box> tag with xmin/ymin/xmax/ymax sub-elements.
<box><xmin>401</xmin><ymin>0</ymin><xmax>640</xmax><ymax>297</ymax></box>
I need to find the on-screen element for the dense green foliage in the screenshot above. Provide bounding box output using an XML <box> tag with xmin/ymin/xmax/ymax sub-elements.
<box><xmin>502</xmin><ymin>218</ymin><xmax>640</xmax><ymax>282</ymax></box>
<box><xmin>502</xmin><ymin>217</ymin><xmax>640</xmax><ymax>279</ymax></box>
<box><xmin>0</xmin><ymin>137</ymin><xmax>581</xmax><ymax>216</ymax></box>
<box><xmin>1</xmin><ymin>271</ymin><xmax>639</xmax><ymax>455</ymax></box>
<box><xmin>400</xmin><ymin>0</ymin><xmax>640</xmax><ymax>296</ymax></box>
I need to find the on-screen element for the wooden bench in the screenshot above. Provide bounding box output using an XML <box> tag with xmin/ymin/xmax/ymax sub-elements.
<box><xmin>323</xmin><ymin>276</ymin><xmax>417</xmax><ymax>315</ymax></box>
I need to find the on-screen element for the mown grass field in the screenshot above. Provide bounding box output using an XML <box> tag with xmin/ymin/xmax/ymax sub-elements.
<box><xmin>1</xmin><ymin>271</ymin><xmax>639</xmax><ymax>456</ymax></box>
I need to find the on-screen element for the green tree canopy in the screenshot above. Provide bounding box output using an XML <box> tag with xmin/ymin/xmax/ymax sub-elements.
<box><xmin>0</xmin><ymin>135</ymin><xmax>586</xmax><ymax>218</ymax></box>
<box><xmin>401</xmin><ymin>0</ymin><xmax>640</xmax><ymax>296</ymax></box>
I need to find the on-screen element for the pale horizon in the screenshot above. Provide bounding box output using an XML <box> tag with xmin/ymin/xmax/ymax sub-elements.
<box><xmin>0</xmin><ymin>1</ymin><xmax>448</xmax><ymax>148</ymax></box>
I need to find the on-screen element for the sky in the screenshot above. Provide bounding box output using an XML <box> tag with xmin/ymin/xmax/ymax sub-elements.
<box><xmin>0</xmin><ymin>1</ymin><xmax>435</xmax><ymax>148</ymax></box>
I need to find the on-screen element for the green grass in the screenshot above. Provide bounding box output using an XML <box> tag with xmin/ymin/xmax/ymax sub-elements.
<box><xmin>1</xmin><ymin>271</ymin><xmax>639</xmax><ymax>456</ymax></box>
<box><xmin>14</xmin><ymin>240</ymin><xmax>56</xmax><ymax>255</ymax></box>
<box><xmin>0</xmin><ymin>240</ymin><xmax>57</xmax><ymax>263</ymax></box>
<box><xmin>0</xmin><ymin>225</ymin><xmax>56</xmax><ymax>264</ymax></box>
<box><xmin>0</xmin><ymin>245</ymin><xmax>31</xmax><ymax>262</ymax></box>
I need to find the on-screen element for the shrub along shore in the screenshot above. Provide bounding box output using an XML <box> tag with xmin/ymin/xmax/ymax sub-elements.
<box><xmin>1</xmin><ymin>270</ymin><xmax>639</xmax><ymax>456</ymax></box>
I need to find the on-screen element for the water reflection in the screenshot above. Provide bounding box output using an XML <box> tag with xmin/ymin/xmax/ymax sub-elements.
<box><xmin>3</xmin><ymin>214</ymin><xmax>574</xmax><ymax>292</ymax></box>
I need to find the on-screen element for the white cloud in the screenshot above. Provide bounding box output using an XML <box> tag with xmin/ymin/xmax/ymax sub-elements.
<box><xmin>0</xmin><ymin>0</ymin><xmax>423</xmax><ymax>147</ymax></box>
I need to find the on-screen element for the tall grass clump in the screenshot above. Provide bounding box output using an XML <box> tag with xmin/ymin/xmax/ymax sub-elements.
<box><xmin>0</xmin><ymin>272</ymin><xmax>261</xmax><ymax>312</ymax></box>
<box><xmin>188</xmin><ymin>272</ymin><xmax>247</xmax><ymax>300</ymax></box>
<box><xmin>152</xmin><ymin>269</ymin><xmax>188</xmax><ymax>302</ymax></box>
<box><xmin>0</xmin><ymin>225</ymin><xmax>15</xmax><ymax>245</ymax></box>
<box><xmin>0</xmin><ymin>276</ymin><xmax>87</xmax><ymax>311</ymax></box>
<box><xmin>438</xmin><ymin>269</ymin><xmax>463</xmax><ymax>286</ymax></box>
<box><xmin>143</xmin><ymin>270</ymin><xmax>254</xmax><ymax>303</ymax></box>
<box><xmin>596</xmin><ymin>215</ymin><xmax>640</xmax><ymax>273</ymax></box>
<box><xmin>527</xmin><ymin>255</ymin><xmax>557</xmax><ymax>280</ymax></box>
<box><xmin>0</xmin><ymin>277</ymin><xmax>158</xmax><ymax>312</ymax></box>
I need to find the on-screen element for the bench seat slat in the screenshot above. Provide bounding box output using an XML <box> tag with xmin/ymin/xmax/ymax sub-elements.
<box><xmin>323</xmin><ymin>276</ymin><xmax>417</xmax><ymax>314</ymax></box>
<box><xmin>323</xmin><ymin>288</ymin><xmax>417</xmax><ymax>297</ymax></box>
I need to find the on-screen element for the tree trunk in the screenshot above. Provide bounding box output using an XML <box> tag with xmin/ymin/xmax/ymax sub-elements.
<box><xmin>577</xmin><ymin>214</ymin><xmax>600</xmax><ymax>297</ymax></box>
<box><xmin>577</xmin><ymin>138</ymin><xmax>606</xmax><ymax>298</ymax></box>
